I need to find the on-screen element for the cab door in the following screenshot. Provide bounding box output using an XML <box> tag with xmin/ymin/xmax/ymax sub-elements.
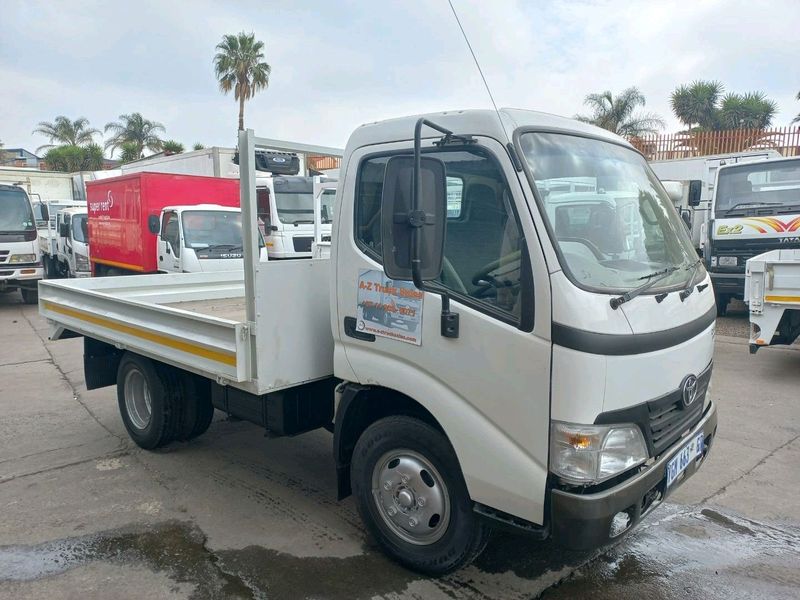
<box><xmin>158</xmin><ymin>210</ymin><xmax>181</xmax><ymax>273</ymax></box>
<box><xmin>333</xmin><ymin>137</ymin><xmax>553</xmax><ymax>524</ymax></box>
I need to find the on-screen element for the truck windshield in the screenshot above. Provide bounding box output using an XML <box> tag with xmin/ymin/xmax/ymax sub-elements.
<box><xmin>72</xmin><ymin>214</ymin><xmax>88</xmax><ymax>243</ymax></box>
<box><xmin>716</xmin><ymin>159</ymin><xmax>800</xmax><ymax>216</ymax></box>
<box><xmin>182</xmin><ymin>211</ymin><xmax>244</xmax><ymax>250</ymax></box>
<box><xmin>0</xmin><ymin>187</ymin><xmax>36</xmax><ymax>233</ymax></box>
<box><xmin>273</xmin><ymin>177</ymin><xmax>314</xmax><ymax>225</ymax></box>
<box><xmin>519</xmin><ymin>132</ymin><xmax>698</xmax><ymax>293</ymax></box>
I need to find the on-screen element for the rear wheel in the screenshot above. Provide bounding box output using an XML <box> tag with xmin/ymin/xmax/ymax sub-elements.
<box><xmin>716</xmin><ymin>293</ymin><xmax>730</xmax><ymax>317</ymax></box>
<box><xmin>116</xmin><ymin>353</ymin><xmax>183</xmax><ymax>449</ymax></box>
<box><xmin>21</xmin><ymin>287</ymin><xmax>38</xmax><ymax>304</ymax></box>
<box><xmin>351</xmin><ymin>416</ymin><xmax>491</xmax><ymax>575</ymax></box>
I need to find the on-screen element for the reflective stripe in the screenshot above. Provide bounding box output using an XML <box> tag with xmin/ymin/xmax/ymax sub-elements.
<box><xmin>91</xmin><ymin>257</ymin><xmax>146</xmax><ymax>272</ymax></box>
<box><xmin>764</xmin><ymin>295</ymin><xmax>800</xmax><ymax>303</ymax></box>
<box><xmin>43</xmin><ymin>301</ymin><xmax>237</xmax><ymax>367</ymax></box>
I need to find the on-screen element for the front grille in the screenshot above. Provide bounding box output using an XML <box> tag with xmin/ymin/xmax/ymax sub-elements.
<box><xmin>595</xmin><ymin>362</ymin><xmax>712</xmax><ymax>457</ymax></box>
<box><xmin>292</xmin><ymin>236</ymin><xmax>313</xmax><ymax>252</ymax></box>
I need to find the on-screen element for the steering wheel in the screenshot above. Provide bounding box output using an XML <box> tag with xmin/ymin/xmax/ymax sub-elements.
<box><xmin>471</xmin><ymin>250</ymin><xmax>522</xmax><ymax>298</ymax></box>
<box><xmin>556</xmin><ymin>237</ymin><xmax>605</xmax><ymax>261</ymax></box>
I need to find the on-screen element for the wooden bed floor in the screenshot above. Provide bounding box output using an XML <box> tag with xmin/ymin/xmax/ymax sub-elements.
<box><xmin>163</xmin><ymin>296</ymin><xmax>247</xmax><ymax>322</ymax></box>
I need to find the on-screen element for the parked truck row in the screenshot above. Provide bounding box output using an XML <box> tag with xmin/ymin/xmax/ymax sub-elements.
<box><xmin>41</xmin><ymin>109</ymin><xmax>719</xmax><ymax>574</ymax></box>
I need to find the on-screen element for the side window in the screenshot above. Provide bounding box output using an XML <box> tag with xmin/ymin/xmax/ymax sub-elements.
<box><xmin>354</xmin><ymin>148</ymin><xmax>527</xmax><ymax>323</ymax></box>
<box><xmin>161</xmin><ymin>211</ymin><xmax>181</xmax><ymax>257</ymax></box>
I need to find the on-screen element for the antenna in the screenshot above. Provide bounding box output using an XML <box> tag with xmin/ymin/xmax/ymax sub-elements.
<box><xmin>447</xmin><ymin>0</ymin><xmax>512</xmax><ymax>143</ymax></box>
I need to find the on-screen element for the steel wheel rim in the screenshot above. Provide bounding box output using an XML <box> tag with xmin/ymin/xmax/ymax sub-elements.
<box><xmin>371</xmin><ymin>449</ymin><xmax>450</xmax><ymax>545</ymax></box>
<box><xmin>124</xmin><ymin>368</ymin><xmax>152</xmax><ymax>430</ymax></box>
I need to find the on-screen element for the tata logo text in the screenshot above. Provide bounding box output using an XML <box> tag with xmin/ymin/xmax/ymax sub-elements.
<box><xmin>89</xmin><ymin>191</ymin><xmax>115</xmax><ymax>212</ymax></box>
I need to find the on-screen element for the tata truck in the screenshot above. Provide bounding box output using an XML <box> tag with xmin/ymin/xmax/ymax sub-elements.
<box><xmin>0</xmin><ymin>184</ymin><xmax>43</xmax><ymax>303</ymax></box>
<box><xmin>40</xmin><ymin>110</ymin><xmax>717</xmax><ymax>574</ymax></box>
<box><xmin>706</xmin><ymin>156</ymin><xmax>800</xmax><ymax>315</ymax></box>
<box><xmin>86</xmin><ymin>172</ymin><xmax>265</xmax><ymax>275</ymax></box>
<box><xmin>650</xmin><ymin>151</ymin><xmax>781</xmax><ymax>255</ymax></box>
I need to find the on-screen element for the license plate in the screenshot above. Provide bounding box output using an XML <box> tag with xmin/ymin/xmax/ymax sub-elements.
<box><xmin>718</xmin><ymin>256</ymin><xmax>737</xmax><ymax>266</ymax></box>
<box><xmin>666</xmin><ymin>432</ymin><xmax>705</xmax><ymax>488</ymax></box>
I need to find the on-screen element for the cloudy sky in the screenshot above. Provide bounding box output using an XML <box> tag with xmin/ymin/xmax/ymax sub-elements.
<box><xmin>2</xmin><ymin>0</ymin><xmax>798</xmax><ymax>156</ymax></box>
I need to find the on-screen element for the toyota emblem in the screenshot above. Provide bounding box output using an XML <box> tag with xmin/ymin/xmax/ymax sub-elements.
<box><xmin>681</xmin><ymin>375</ymin><xmax>698</xmax><ymax>408</ymax></box>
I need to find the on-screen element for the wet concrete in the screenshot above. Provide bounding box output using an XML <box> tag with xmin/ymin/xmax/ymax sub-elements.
<box><xmin>2</xmin><ymin>292</ymin><xmax>800</xmax><ymax>599</ymax></box>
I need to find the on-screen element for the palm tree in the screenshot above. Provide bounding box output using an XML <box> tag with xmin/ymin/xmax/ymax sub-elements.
<box><xmin>670</xmin><ymin>81</ymin><xmax>724</xmax><ymax>130</ymax></box>
<box><xmin>119</xmin><ymin>142</ymin><xmax>144</xmax><ymax>164</ymax></box>
<box><xmin>719</xmin><ymin>92</ymin><xmax>778</xmax><ymax>129</ymax></box>
<box><xmin>43</xmin><ymin>143</ymin><xmax>104</xmax><ymax>172</ymax></box>
<box><xmin>214</xmin><ymin>32</ymin><xmax>271</xmax><ymax>131</ymax></box>
<box><xmin>32</xmin><ymin>116</ymin><xmax>99</xmax><ymax>152</ymax></box>
<box><xmin>793</xmin><ymin>91</ymin><xmax>800</xmax><ymax>124</ymax></box>
<box><xmin>104</xmin><ymin>113</ymin><xmax>165</xmax><ymax>158</ymax></box>
<box><xmin>575</xmin><ymin>88</ymin><xmax>664</xmax><ymax>137</ymax></box>
<box><xmin>193</xmin><ymin>143</ymin><xmax>205</xmax><ymax>150</ymax></box>
<box><xmin>162</xmin><ymin>140</ymin><xmax>185</xmax><ymax>155</ymax></box>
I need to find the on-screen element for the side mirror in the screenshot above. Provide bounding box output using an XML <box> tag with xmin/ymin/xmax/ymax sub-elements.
<box><xmin>662</xmin><ymin>181</ymin><xmax>684</xmax><ymax>204</ymax></box>
<box><xmin>59</xmin><ymin>223</ymin><xmax>70</xmax><ymax>238</ymax></box>
<box><xmin>380</xmin><ymin>155</ymin><xmax>447</xmax><ymax>282</ymax></box>
<box><xmin>688</xmin><ymin>180</ymin><xmax>702</xmax><ymax>207</ymax></box>
<box><xmin>40</xmin><ymin>204</ymin><xmax>49</xmax><ymax>222</ymax></box>
<box><xmin>681</xmin><ymin>210</ymin><xmax>692</xmax><ymax>230</ymax></box>
<box><xmin>148</xmin><ymin>215</ymin><xmax>160</xmax><ymax>234</ymax></box>
<box><xmin>80</xmin><ymin>219</ymin><xmax>88</xmax><ymax>240</ymax></box>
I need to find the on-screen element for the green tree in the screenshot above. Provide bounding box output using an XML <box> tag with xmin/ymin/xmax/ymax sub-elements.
<box><xmin>162</xmin><ymin>140</ymin><xmax>185</xmax><ymax>154</ymax></box>
<box><xmin>214</xmin><ymin>32</ymin><xmax>271</xmax><ymax>131</ymax></box>
<box><xmin>32</xmin><ymin>116</ymin><xmax>99</xmax><ymax>152</ymax></box>
<box><xmin>793</xmin><ymin>91</ymin><xmax>800</xmax><ymax>124</ymax></box>
<box><xmin>575</xmin><ymin>87</ymin><xmax>664</xmax><ymax>137</ymax></box>
<box><xmin>104</xmin><ymin>113</ymin><xmax>165</xmax><ymax>157</ymax></box>
<box><xmin>119</xmin><ymin>142</ymin><xmax>143</xmax><ymax>164</ymax></box>
<box><xmin>671</xmin><ymin>80</ymin><xmax>778</xmax><ymax>130</ymax></box>
<box><xmin>193</xmin><ymin>143</ymin><xmax>205</xmax><ymax>150</ymax></box>
<box><xmin>43</xmin><ymin>143</ymin><xmax>104</xmax><ymax>172</ymax></box>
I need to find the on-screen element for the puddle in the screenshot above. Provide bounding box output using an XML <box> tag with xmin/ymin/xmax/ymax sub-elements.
<box><xmin>541</xmin><ymin>506</ymin><xmax>800</xmax><ymax>600</ymax></box>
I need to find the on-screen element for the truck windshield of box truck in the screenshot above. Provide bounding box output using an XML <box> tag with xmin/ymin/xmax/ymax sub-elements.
<box><xmin>715</xmin><ymin>160</ymin><xmax>800</xmax><ymax>216</ymax></box>
<box><xmin>519</xmin><ymin>132</ymin><xmax>699</xmax><ymax>292</ymax></box>
<box><xmin>0</xmin><ymin>187</ymin><xmax>37</xmax><ymax>236</ymax></box>
<box><xmin>182</xmin><ymin>210</ymin><xmax>245</xmax><ymax>252</ymax></box>
<box><xmin>273</xmin><ymin>176</ymin><xmax>315</xmax><ymax>224</ymax></box>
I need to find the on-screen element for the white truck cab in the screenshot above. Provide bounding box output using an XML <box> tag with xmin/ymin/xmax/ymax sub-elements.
<box><xmin>156</xmin><ymin>204</ymin><xmax>269</xmax><ymax>273</ymax></box>
<box><xmin>0</xmin><ymin>183</ymin><xmax>43</xmax><ymax>303</ymax></box>
<box><xmin>256</xmin><ymin>175</ymin><xmax>334</xmax><ymax>258</ymax></box>
<box><xmin>40</xmin><ymin>109</ymin><xmax>718</xmax><ymax>574</ymax></box>
<box><xmin>54</xmin><ymin>207</ymin><xmax>91</xmax><ymax>278</ymax></box>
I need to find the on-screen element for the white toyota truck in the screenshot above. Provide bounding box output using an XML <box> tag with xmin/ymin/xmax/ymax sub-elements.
<box><xmin>40</xmin><ymin>109</ymin><xmax>718</xmax><ymax>574</ymax></box>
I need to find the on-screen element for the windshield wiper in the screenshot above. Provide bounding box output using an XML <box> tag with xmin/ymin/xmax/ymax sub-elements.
<box><xmin>610</xmin><ymin>266</ymin><xmax>679</xmax><ymax>310</ymax></box>
<box><xmin>291</xmin><ymin>220</ymin><xmax>315</xmax><ymax>225</ymax></box>
<box><xmin>678</xmin><ymin>258</ymin><xmax>704</xmax><ymax>301</ymax></box>
<box><xmin>724</xmin><ymin>201</ymin><xmax>781</xmax><ymax>215</ymax></box>
<box><xmin>206</xmin><ymin>244</ymin><xmax>242</xmax><ymax>251</ymax></box>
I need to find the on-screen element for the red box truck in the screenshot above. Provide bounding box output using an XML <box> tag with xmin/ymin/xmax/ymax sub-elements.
<box><xmin>87</xmin><ymin>172</ymin><xmax>242</xmax><ymax>275</ymax></box>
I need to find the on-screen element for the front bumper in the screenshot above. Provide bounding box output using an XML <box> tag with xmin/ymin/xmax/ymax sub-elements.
<box><xmin>550</xmin><ymin>400</ymin><xmax>718</xmax><ymax>550</ymax></box>
<box><xmin>0</xmin><ymin>266</ymin><xmax>43</xmax><ymax>289</ymax></box>
<box><xmin>710</xmin><ymin>272</ymin><xmax>744</xmax><ymax>296</ymax></box>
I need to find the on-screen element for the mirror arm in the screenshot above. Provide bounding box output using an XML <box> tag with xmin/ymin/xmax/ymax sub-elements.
<box><xmin>412</xmin><ymin>117</ymin><xmax>460</xmax><ymax>339</ymax></box>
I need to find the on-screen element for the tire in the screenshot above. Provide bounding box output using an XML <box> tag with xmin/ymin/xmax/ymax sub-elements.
<box><xmin>21</xmin><ymin>287</ymin><xmax>38</xmax><ymax>305</ymax></box>
<box><xmin>382</xmin><ymin>311</ymin><xmax>391</xmax><ymax>327</ymax></box>
<box><xmin>716</xmin><ymin>294</ymin><xmax>729</xmax><ymax>317</ymax></box>
<box><xmin>176</xmin><ymin>373</ymin><xmax>215</xmax><ymax>441</ymax></box>
<box><xmin>351</xmin><ymin>416</ymin><xmax>491</xmax><ymax>575</ymax></box>
<box><xmin>116</xmin><ymin>353</ymin><xmax>183</xmax><ymax>449</ymax></box>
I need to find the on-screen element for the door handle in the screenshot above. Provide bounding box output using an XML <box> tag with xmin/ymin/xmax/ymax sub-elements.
<box><xmin>344</xmin><ymin>316</ymin><xmax>375</xmax><ymax>342</ymax></box>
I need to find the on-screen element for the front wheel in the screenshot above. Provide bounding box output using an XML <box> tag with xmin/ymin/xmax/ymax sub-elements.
<box><xmin>21</xmin><ymin>287</ymin><xmax>38</xmax><ymax>304</ymax></box>
<box><xmin>351</xmin><ymin>416</ymin><xmax>490</xmax><ymax>575</ymax></box>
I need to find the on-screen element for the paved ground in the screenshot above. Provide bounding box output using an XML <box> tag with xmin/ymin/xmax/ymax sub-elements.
<box><xmin>0</xmin><ymin>291</ymin><xmax>798</xmax><ymax>599</ymax></box>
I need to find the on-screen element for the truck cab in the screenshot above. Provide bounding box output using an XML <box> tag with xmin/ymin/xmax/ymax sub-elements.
<box><xmin>707</xmin><ymin>156</ymin><xmax>800</xmax><ymax>315</ymax></box>
<box><xmin>255</xmin><ymin>175</ymin><xmax>334</xmax><ymax>258</ymax></box>
<box><xmin>0</xmin><ymin>184</ymin><xmax>42</xmax><ymax>303</ymax></box>
<box><xmin>53</xmin><ymin>207</ymin><xmax>91</xmax><ymax>278</ymax></box>
<box><xmin>155</xmin><ymin>204</ymin><xmax>268</xmax><ymax>273</ymax></box>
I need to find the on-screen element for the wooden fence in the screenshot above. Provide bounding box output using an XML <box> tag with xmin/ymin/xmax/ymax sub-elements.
<box><xmin>630</xmin><ymin>126</ymin><xmax>800</xmax><ymax>161</ymax></box>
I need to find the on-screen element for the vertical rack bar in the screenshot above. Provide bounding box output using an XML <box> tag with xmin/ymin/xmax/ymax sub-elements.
<box><xmin>238</xmin><ymin>128</ymin><xmax>258</xmax><ymax>325</ymax></box>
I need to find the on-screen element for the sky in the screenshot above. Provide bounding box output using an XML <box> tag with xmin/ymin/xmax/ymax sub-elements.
<box><xmin>1</xmin><ymin>0</ymin><xmax>798</xmax><ymax>156</ymax></box>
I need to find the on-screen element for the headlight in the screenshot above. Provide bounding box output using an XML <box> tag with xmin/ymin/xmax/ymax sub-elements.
<box><xmin>9</xmin><ymin>254</ymin><xmax>37</xmax><ymax>263</ymax></box>
<box><xmin>75</xmin><ymin>253</ymin><xmax>90</xmax><ymax>270</ymax></box>
<box><xmin>550</xmin><ymin>421</ymin><xmax>648</xmax><ymax>485</ymax></box>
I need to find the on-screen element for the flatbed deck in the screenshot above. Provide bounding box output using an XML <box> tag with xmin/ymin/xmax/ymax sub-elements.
<box><xmin>164</xmin><ymin>297</ymin><xmax>248</xmax><ymax>322</ymax></box>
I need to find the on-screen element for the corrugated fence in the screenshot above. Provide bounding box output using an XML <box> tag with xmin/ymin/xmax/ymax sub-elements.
<box><xmin>631</xmin><ymin>127</ymin><xmax>800</xmax><ymax>161</ymax></box>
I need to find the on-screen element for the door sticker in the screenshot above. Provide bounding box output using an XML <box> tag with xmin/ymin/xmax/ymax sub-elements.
<box><xmin>357</xmin><ymin>269</ymin><xmax>423</xmax><ymax>345</ymax></box>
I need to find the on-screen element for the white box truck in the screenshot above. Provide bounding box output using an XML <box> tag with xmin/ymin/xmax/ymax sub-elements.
<box><xmin>40</xmin><ymin>109</ymin><xmax>717</xmax><ymax>574</ymax></box>
<box><xmin>0</xmin><ymin>183</ymin><xmax>43</xmax><ymax>303</ymax></box>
